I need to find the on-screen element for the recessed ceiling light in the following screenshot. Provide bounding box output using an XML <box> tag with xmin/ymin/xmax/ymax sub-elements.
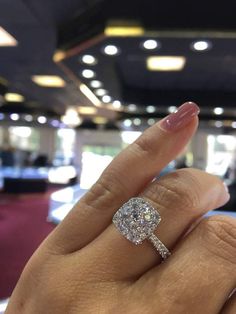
<box><xmin>37</xmin><ymin>116</ymin><xmax>47</xmax><ymax>124</ymax></box>
<box><xmin>213</xmin><ymin>107</ymin><xmax>224</xmax><ymax>115</ymax></box>
<box><xmin>81</xmin><ymin>55</ymin><xmax>97</xmax><ymax>65</ymax></box>
<box><xmin>232</xmin><ymin>122</ymin><xmax>236</xmax><ymax>128</ymax></box>
<box><xmin>147</xmin><ymin>118</ymin><xmax>155</xmax><ymax>125</ymax></box>
<box><xmin>24</xmin><ymin>114</ymin><xmax>33</xmax><ymax>122</ymax></box>
<box><xmin>10</xmin><ymin>113</ymin><xmax>20</xmax><ymax>121</ymax></box>
<box><xmin>215</xmin><ymin>121</ymin><xmax>223</xmax><ymax>128</ymax></box>
<box><xmin>0</xmin><ymin>26</ymin><xmax>18</xmax><ymax>46</ymax></box>
<box><xmin>90</xmin><ymin>80</ymin><xmax>102</xmax><ymax>88</ymax></box>
<box><xmin>112</xmin><ymin>100</ymin><xmax>122</xmax><ymax>109</ymax></box>
<box><xmin>147</xmin><ymin>56</ymin><xmax>186</xmax><ymax>71</ymax></box>
<box><xmin>102</xmin><ymin>95</ymin><xmax>112</xmax><ymax>103</ymax></box>
<box><xmin>50</xmin><ymin>120</ymin><xmax>60</xmax><ymax>127</ymax></box>
<box><xmin>142</xmin><ymin>39</ymin><xmax>159</xmax><ymax>50</ymax></box>
<box><xmin>78</xmin><ymin>106</ymin><xmax>97</xmax><ymax>115</ymax></box>
<box><xmin>133</xmin><ymin>118</ymin><xmax>141</xmax><ymax>126</ymax></box>
<box><xmin>105</xmin><ymin>26</ymin><xmax>144</xmax><ymax>37</ymax></box>
<box><xmin>61</xmin><ymin>108</ymin><xmax>82</xmax><ymax>127</ymax></box>
<box><xmin>82</xmin><ymin>69</ymin><xmax>96</xmax><ymax>79</ymax></box>
<box><xmin>128</xmin><ymin>104</ymin><xmax>137</xmax><ymax>112</ymax></box>
<box><xmin>103</xmin><ymin>45</ymin><xmax>119</xmax><ymax>56</ymax></box>
<box><xmin>191</xmin><ymin>40</ymin><xmax>211</xmax><ymax>51</ymax></box>
<box><xmin>146</xmin><ymin>105</ymin><xmax>156</xmax><ymax>113</ymax></box>
<box><xmin>93</xmin><ymin>117</ymin><xmax>108</xmax><ymax>124</ymax></box>
<box><xmin>79</xmin><ymin>84</ymin><xmax>101</xmax><ymax>107</ymax></box>
<box><xmin>168</xmin><ymin>106</ymin><xmax>177</xmax><ymax>113</ymax></box>
<box><xmin>5</xmin><ymin>93</ymin><xmax>24</xmax><ymax>102</ymax></box>
<box><xmin>95</xmin><ymin>89</ymin><xmax>108</xmax><ymax>96</ymax></box>
<box><xmin>123</xmin><ymin>119</ymin><xmax>132</xmax><ymax>127</ymax></box>
<box><xmin>32</xmin><ymin>75</ymin><xmax>66</xmax><ymax>87</ymax></box>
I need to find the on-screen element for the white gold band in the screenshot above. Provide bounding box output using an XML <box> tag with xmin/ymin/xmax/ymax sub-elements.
<box><xmin>148</xmin><ymin>234</ymin><xmax>171</xmax><ymax>260</ymax></box>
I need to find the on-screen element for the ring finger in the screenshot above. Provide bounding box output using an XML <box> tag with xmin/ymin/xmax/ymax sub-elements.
<box><xmin>83</xmin><ymin>168</ymin><xmax>230</xmax><ymax>280</ymax></box>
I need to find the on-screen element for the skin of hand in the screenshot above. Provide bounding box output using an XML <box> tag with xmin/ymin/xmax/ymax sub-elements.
<box><xmin>6</xmin><ymin>103</ymin><xmax>236</xmax><ymax>314</ymax></box>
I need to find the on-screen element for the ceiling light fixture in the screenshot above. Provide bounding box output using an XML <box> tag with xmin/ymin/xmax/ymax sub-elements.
<box><xmin>105</xmin><ymin>26</ymin><xmax>144</xmax><ymax>37</ymax></box>
<box><xmin>37</xmin><ymin>116</ymin><xmax>47</xmax><ymax>124</ymax></box>
<box><xmin>102</xmin><ymin>95</ymin><xmax>112</xmax><ymax>103</ymax></box>
<box><xmin>147</xmin><ymin>56</ymin><xmax>186</xmax><ymax>71</ymax></box>
<box><xmin>90</xmin><ymin>80</ymin><xmax>103</xmax><ymax>88</ymax></box>
<box><xmin>81</xmin><ymin>55</ymin><xmax>97</xmax><ymax>65</ymax></box>
<box><xmin>215</xmin><ymin>121</ymin><xmax>223</xmax><ymax>128</ymax></box>
<box><xmin>128</xmin><ymin>104</ymin><xmax>137</xmax><ymax>112</ymax></box>
<box><xmin>61</xmin><ymin>108</ymin><xmax>82</xmax><ymax>127</ymax></box>
<box><xmin>95</xmin><ymin>89</ymin><xmax>108</xmax><ymax>96</ymax></box>
<box><xmin>0</xmin><ymin>26</ymin><xmax>18</xmax><ymax>46</ymax></box>
<box><xmin>32</xmin><ymin>75</ymin><xmax>66</xmax><ymax>87</ymax></box>
<box><xmin>112</xmin><ymin>100</ymin><xmax>122</xmax><ymax>109</ymax></box>
<box><xmin>93</xmin><ymin>117</ymin><xmax>108</xmax><ymax>124</ymax></box>
<box><xmin>168</xmin><ymin>106</ymin><xmax>177</xmax><ymax>113</ymax></box>
<box><xmin>103</xmin><ymin>45</ymin><xmax>119</xmax><ymax>56</ymax></box>
<box><xmin>5</xmin><ymin>93</ymin><xmax>24</xmax><ymax>102</ymax></box>
<box><xmin>191</xmin><ymin>40</ymin><xmax>211</xmax><ymax>51</ymax></box>
<box><xmin>82</xmin><ymin>69</ymin><xmax>96</xmax><ymax>79</ymax></box>
<box><xmin>78</xmin><ymin>106</ymin><xmax>97</xmax><ymax>115</ymax></box>
<box><xmin>123</xmin><ymin>119</ymin><xmax>132</xmax><ymax>127</ymax></box>
<box><xmin>10</xmin><ymin>113</ymin><xmax>20</xmax><ymax>121</ymax></box>
<box><xmin>213</xmin><ymin>107</ymin><xmax>224</xmax><ymax>115</ymax></box>
<box><xmin>133</xmin><ymin>118</ymin><xmax>141</xmax><ymax>126</ymax></box>
<box><xmin>53</xmin><ymin>50</ymin><xmax>67</xmax><ymax>62</ymax></box>
<box><xmin>24</xmin><ymin>114</ymin><xmax>33</xmax><ymax>122</ymax></box>
<box><xmin>79</xmin><ymin>84</ymin><xmax>101</xmax><ymax>107</ymax></box>
<box><xmin>232</xmin><ymin>122</ymin><xmax>236</xmax><ymax>129</ymax></box>
<box><xmin>147</xmin><ymin>118</ymin><xmax>156</xmax><ymax>125</ymax></box>
<box><xmin>146</xmin><ymin>105</ymin><xmax>156</xmax><ymax>113</ymax></box>
<box><xmin>142</xmin><ymin>39</ymin><xmax>159</xmax><ymax>50</ymax></box>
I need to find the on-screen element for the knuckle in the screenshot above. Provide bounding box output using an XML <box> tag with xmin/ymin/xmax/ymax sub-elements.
<box><xmin>82</xmin><ymin>173</ymin><xmax>126</xmax><ymax>213</ymax></box>
<box><xmin>144</xmin><ymin>171</ymin><xmax>201</xmax><ymax>214</ymax></box>
<box><xmin>201</xmin><ymin>216</ymin><xmax>236</xmax><ymax>264</ymax></box>
<box><xmin>132</xmin><ymin>132</ymin><xmax>157</xmax><ymax>159</ymax></box>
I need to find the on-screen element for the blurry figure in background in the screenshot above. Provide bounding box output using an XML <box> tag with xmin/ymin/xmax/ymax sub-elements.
<box><xmin>0</xmin><ymin>144</ymin><xmax>15</xmax><ymax>167</ymax></box>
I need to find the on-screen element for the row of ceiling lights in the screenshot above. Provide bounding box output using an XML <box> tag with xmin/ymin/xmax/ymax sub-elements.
<box><xmin>81</xmin><ymin>40</ymin><xmax>211</xmax><ymax>63</ymax></box>
<box><xmin>0</xmin><ymin>113</ymin><xmax>62</xmax><ymax>126</ymax></box>
<box><xmin>78</xmin><ymin>40</ymin><xmax>211</xmax><ymax>108</ymax></box>
<box><xmin>123</xmin><ymin>117</ymin><xmax>236</xmax><ymax>129</ymax></box>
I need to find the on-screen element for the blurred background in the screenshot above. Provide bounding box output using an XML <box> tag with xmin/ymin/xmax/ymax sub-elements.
<box><xmin>1</xmin><ymin>0</ymin><xmax>236</xmax><ymax>309</ymax></box>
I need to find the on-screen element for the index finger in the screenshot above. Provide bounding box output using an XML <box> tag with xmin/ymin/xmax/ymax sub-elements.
<box><xmin>47</xmin><ymin>101</ymin><xmax>200</xmax><ymax>254</ymax></box>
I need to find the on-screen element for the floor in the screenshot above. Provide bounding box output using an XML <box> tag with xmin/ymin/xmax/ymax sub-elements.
<box><xmin>0</xmin><ymin>190</ymin><xmax>56</xmax><ymax>299</ymax></box>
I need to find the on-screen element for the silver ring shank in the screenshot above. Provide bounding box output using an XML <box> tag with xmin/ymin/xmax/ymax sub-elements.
<box><xmin>148</xmin><ymin>234</ymin><xmax>171</xmax><ymax>260</ymax></box>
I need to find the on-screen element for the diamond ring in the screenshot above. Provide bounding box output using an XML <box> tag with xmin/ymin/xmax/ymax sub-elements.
<box><xmin>113</xmin><ymin>197</ymin><xmax>171</xmax><ymax>260</ymax></box>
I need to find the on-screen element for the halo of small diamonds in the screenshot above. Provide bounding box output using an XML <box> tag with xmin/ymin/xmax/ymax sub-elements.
<box><xmin>113</xmin><ymin>197</ymin><xmax>161</xmax><ymax>245</ymax></box>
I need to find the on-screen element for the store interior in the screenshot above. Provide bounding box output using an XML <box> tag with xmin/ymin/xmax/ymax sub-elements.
<box><xmin>1</xmin><ymin>0</ymin><xmax>236</xmax><ymax>311</ymax></box>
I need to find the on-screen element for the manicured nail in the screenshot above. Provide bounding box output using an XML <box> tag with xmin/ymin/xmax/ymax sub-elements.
<box><xmin>160</xmin><ymin>102</ymin><xmax>200</xmax><ymax>132</ymax></box>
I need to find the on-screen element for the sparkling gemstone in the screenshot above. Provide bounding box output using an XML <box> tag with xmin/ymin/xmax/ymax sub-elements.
<box><xmin>113</xmin><ymin>197</ymin><xmax>161</xmax><ymax>245</ymax></box>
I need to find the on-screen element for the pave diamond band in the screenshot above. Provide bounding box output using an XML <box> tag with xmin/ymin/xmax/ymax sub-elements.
<box><xmin>113</xmin><ymin>197</ymin><xmax>171</xmax><ymax>260</ymax></box>
<box><xmin>148</xmin><ymin>234</ymin><xmax>171</xmax><ymax>260</ymax></box>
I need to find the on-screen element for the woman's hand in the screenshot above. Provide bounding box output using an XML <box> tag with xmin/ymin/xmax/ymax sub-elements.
<box><xmin>6</xmin><ymin>102</ymin><xmax>236</xmax><ymax>314</ymax></box>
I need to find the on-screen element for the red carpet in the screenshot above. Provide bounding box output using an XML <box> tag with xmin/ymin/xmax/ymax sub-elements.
<box><xmin>0</xmin><ymin>191</ymin><xmax>56</xmax><ymax>299</ymax></box>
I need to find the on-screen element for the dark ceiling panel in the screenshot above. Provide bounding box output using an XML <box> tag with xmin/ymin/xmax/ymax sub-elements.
<box><xmin>0</xmin><ymin>0</ymin><xmax>39</xmax><ymax>25</ymax></box>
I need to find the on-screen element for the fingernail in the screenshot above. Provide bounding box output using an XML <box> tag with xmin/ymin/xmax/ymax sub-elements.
<box><xmin>160</xmin><ymin>102</ymin><xmax>200</xmax><ymax>132</ymax></box>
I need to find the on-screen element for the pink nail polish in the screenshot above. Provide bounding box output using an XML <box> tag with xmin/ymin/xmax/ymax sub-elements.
<box><xmin>160</xmin><ymin>102</ymin><xmax>200</xmax><ymax>132</ymax></box>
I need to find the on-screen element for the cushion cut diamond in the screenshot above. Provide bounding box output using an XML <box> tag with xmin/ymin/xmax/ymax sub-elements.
<box><xmin>113</xmin><ymin>197</ymin><xmax>161</xmax><ymax>245</ymax></box>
